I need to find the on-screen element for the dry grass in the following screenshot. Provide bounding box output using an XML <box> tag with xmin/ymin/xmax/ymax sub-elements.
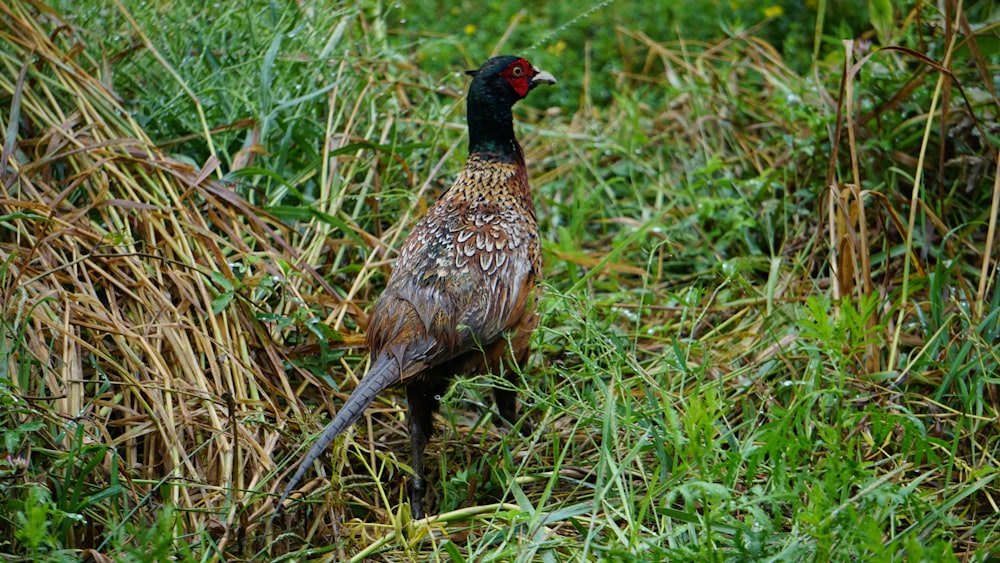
<box><xmin>0</xmin><ymin>0</ymin><xmax>352</xmax><ymax>551</ymax></box>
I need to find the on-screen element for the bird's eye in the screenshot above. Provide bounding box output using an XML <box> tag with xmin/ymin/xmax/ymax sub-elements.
<box><xmin>511</xmin><ymin>66</ymin><xmax>524</xmax><ymax>77</ymax></box>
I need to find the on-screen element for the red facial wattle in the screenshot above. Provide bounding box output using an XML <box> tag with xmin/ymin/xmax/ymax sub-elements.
<box><xmin>500</xmin><ymin>59</ymin><xmax>533</xmax><ymax>98</ymax></box>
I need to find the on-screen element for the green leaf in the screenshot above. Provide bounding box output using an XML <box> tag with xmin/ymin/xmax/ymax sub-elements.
<box><xmin>209</xmin><ymin>271</ymin><xmax>234</xmax><ymax>292</ymax></box>
<box><xmin>868</xmin><ymin>0</ymin><xmax>894</xmax><ymax>44</ymax></box>
<box><xmin>211</xmin><ymin>291</ymin><xmax>234</xmax><ymax>315</ymax></box>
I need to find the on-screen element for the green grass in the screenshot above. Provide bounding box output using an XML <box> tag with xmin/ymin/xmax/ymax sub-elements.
<box><xmin>3</xmin><ymin>0</ymin><xmax>1000</xmax><ymax>560</ymax></box>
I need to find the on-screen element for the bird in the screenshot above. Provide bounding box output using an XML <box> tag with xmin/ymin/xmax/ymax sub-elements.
<box><xmin>274</xmin><ymin>55</ymin><xmax>556</xmax><ymax>520</ymax></box>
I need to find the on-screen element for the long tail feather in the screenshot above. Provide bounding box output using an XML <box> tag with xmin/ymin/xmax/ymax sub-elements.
<box><xmin>272</xmin><ymin>354</ymin><xmax>401</xmax><ymax>516</ymax></box>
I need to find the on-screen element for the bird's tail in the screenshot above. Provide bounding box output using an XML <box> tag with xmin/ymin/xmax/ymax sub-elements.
<box><xmin>273</xmin><ymin>353</ymin><xmax>402</xmax><ymax>515</ymax></box>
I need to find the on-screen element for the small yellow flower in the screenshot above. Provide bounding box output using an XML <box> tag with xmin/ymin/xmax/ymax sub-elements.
<box><xmin>546</xmin><ymin>39</ymin><xmax>567</xmax><ymax>57</ymax></box>
<box><xmin>763</xmin><ymin>5</ymin><xmax>784</xmax><ymax>18</ymax></box>
<box><xmin>464</xmin><ymin>24</ymin><xmax>477</xmax><ymax>35</ymax></box>
<box><xmin>450</xmin><ymin>7</ymin><xmax>460</xmax><ymax>16</ymax></box>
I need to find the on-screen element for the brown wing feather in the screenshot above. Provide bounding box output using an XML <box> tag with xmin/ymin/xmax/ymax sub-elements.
<box><xmin>366</xmin><ymin>152</ymin><xmax>541</xmax><ymax>382</ymax></box>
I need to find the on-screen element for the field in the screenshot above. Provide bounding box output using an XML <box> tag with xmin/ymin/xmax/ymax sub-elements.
<box><xmin>1</xmin><ymin>0</ymin><xmax>999</xmax><ymax>560</ymax></box>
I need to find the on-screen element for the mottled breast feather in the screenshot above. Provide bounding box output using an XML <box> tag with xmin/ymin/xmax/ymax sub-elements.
<box><xmin>366</xmin><ymin>151</ymin><xmax>542</xmax><ymax>377</ymax></box>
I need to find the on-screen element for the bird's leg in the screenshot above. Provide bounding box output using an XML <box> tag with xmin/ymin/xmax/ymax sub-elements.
<box><xmin>494</xmin><ymin>385</ymin><xmax>517</xmax><ymax>425</ymax></box>
<box><xmin>495</xmin><ymin>335</ymin><xmax>534</xmax><ymax>436</ymax></box>
<box><xmin>406</xmin><ymin>382</ymin><xmax>437</xmax><ymax>519</ymax></box>
<box><xmin>495</xmin><ymin>371</ymin><xmax>532</xmax><ymax>436</ymax></box>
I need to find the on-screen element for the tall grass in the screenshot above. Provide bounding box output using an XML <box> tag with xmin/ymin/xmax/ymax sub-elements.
<box><xmin>2</xmin><ymin>0</ymin><xmax>998</xmax><ymax>560</ymax></box>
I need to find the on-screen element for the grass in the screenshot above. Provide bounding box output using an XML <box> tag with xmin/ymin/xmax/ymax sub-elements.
<box><xmin>2</xmin><ymin>0</ymin><xmax>999</xmax><ymax>560</ymax></box>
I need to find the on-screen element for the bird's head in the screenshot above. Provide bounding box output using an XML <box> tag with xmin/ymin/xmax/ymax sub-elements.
<box><xmin>464</xmin><ymin>56</ymin><xmax>556</xmax><ymax>156</ymax></box>
<box><xmin>466</xmin><ymin>56</ymin><xmax>557</xmax><ymax>107</ymax></box>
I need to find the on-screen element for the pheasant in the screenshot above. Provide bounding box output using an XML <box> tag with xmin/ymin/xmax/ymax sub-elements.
<box><xmin>274</xmin><ymin>56</ymin><xmax>556</xmax><ymax>520</ymax></box>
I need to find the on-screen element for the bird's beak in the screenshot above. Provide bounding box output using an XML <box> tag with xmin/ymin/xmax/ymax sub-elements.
<box><xmin>531</xmin><ymin>67</ymin><xmax>557</xmax><ymax>86</ymax></box>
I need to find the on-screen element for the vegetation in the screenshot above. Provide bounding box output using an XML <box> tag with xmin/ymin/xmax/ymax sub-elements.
<box><xmin>2</xmin><ymin>0</ymin><xmax>998</xmax><ymax>560</ymax></box>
